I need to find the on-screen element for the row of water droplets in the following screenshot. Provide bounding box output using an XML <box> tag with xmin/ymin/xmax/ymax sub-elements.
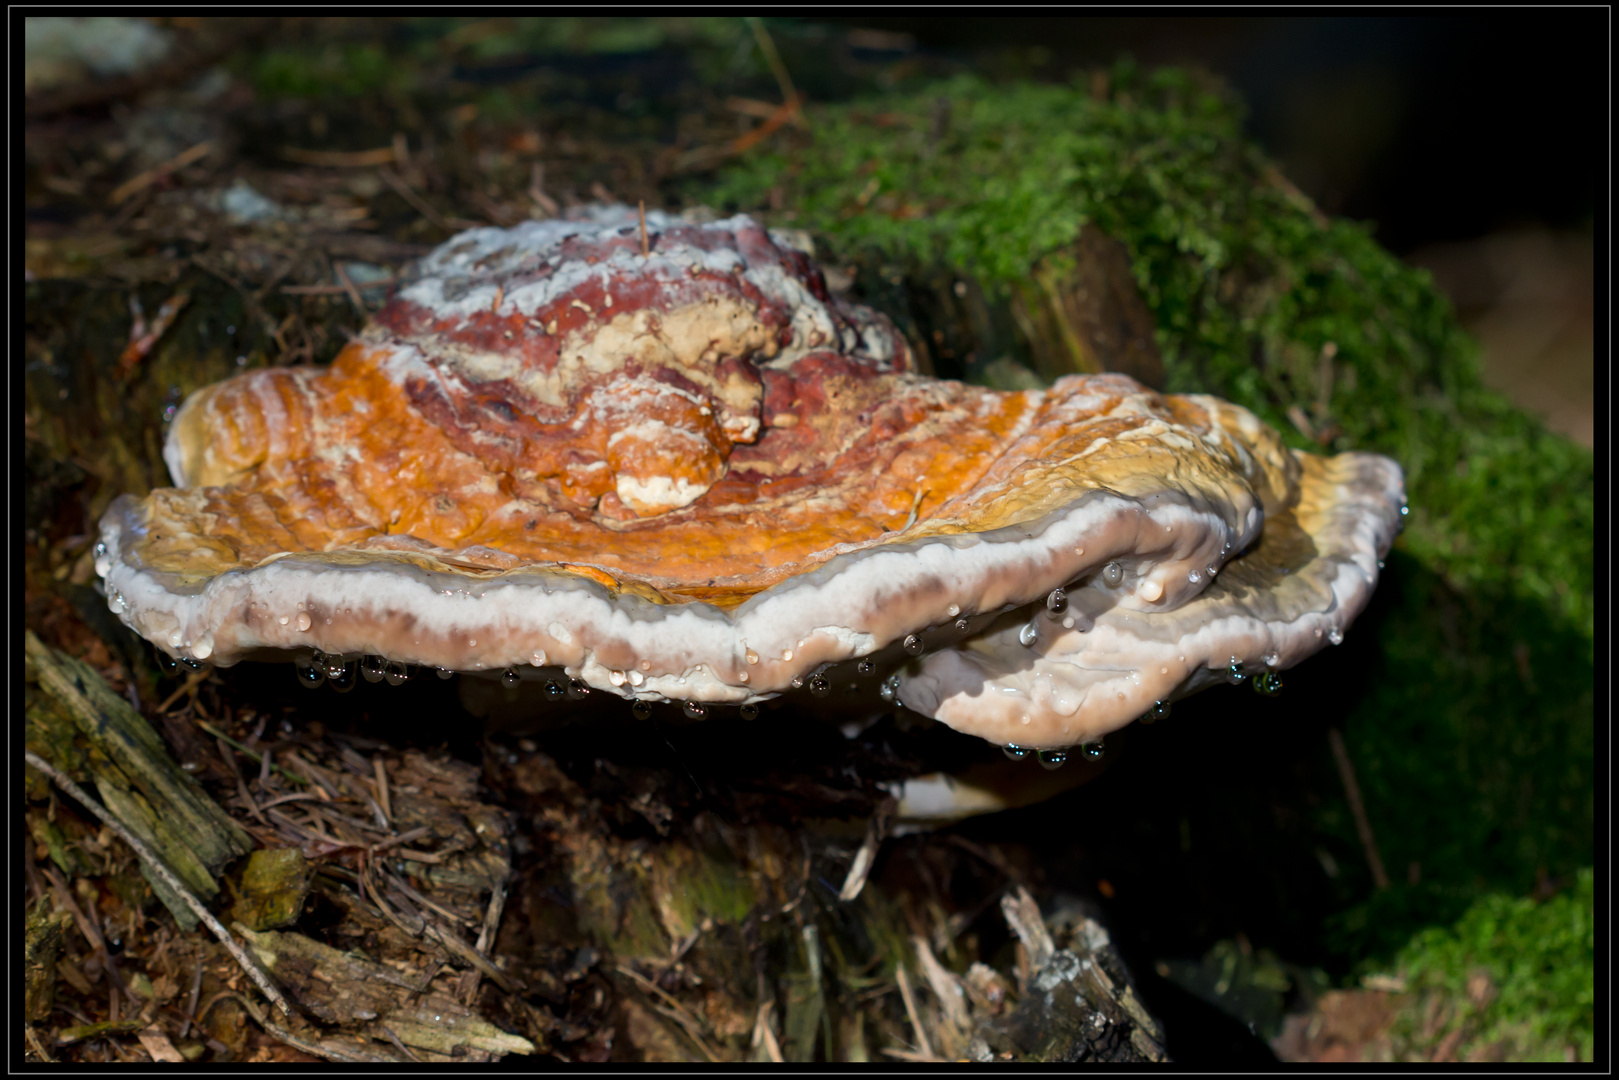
<box><xmin>1000</xmin><ymin>740</ymin><xmax>1105</xmax><ymax>770</ymax></box>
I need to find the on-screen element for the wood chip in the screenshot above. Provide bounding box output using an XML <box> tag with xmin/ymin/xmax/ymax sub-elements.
<box><xmin>137</xmin><ymin>1025</ymin><xmax>185</xmax><ymax>1063</ymax></box>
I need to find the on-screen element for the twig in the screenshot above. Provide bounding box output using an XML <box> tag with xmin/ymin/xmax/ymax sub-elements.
<box><xmin>281</xmin><ymin>145</ymin><xmax>399</xmax><ymax>168</ymax></box>
<box><xmin>751</xmin><ymin>1000</ymin><xmax>785</xmax><ymax>1062</ymax></box>
<box><xmin>216</xmin><ymin>736</ymin><xmax>269</xmax><ymax>825</ymax></box>
<box><xmin>331</xmin><ymin>262</ymin><xmax>368</xmax><ymax>318</ymax></box>
<box><xmin>745</xmin><ymin>17</ymin><xmax>807</xmax><ymax>129</ymax></box>
<box><xmin>379</xmin><ymin>166</ymin><xmax>452</xmax><ymax>231</ymax></box>
<box><xmin>377</xmin><ymin>1025</ymin><xmax>422</xmax><ymax>1063</ymax></box>
<box><xmin>194</xmin><ymin>719</ymin><xmax>307</xmax><ymax>786</ymax></box>
<box><xmin>1000</xmin><ymin>886</ymin><xmax>1055</xmax><ymax>974</ymax></box>
<box><xmin>179</xmin><ymin>956</ymin><xmax>205</xmax><ymax>1039</ymax></box>
<box><xmin>26</xmin><ymin>750</ymin><xmax>294</xmax><ymax>1019</ymax></box>
<box><xmin>528</xmin><ymin>163</ymin><xmax>559</xmax><ymax>217</ymax></box>
<box><xmin>280</xmin><ymin>279</ymin><xmax>398</xmax><ymax>296</ymax></box>
<box><xmin>837</xmin><ymin>801</ymin><xmax>891</xmax><ymax>902</ymax></box>
<box><xmin>41</xmin><ymin>864</ymin><xmax>137</xmax><ymax>1006</ymax></box>
<box><xmin>372</xmin><ymin>757</ymin><xmax>392</xmax><ymax>823</ymax></box>
<box><xmin>615</xmin><ymin>964</ymin><xmax>718</xmax><ymax>1062</ymax></box>
<box><xmin>1328</xmin><ymin>727</ymin><xmax>1390</xmax><ymax>890</ymax></box>
<box><xmin>475</xmin><ymin>879</ymin><xmax>508</xmax><ymax>955</ymax></box>
<box><xmin>155</xmin><ymin>665</ymin><xmax>210</xmax><ymax>714</ymax></box>
<box><xmin>109</xmin><ymin>141</ymin><xmax>214</xmax><ymax>205</ymax></box>
<box><xmin>24</xmin><ymin>1025</ymin><xmax>54</xmax><ymax>1063</ymax></box>
<box><xmin>893</xmin><ymin>961</ymin><xmax>936</xmax><ymax>1061</ymax></box>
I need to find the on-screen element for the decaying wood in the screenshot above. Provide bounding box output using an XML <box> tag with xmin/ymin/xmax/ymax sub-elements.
<box><xmin>238</xmin><ymin>926</ymin><xmax>535</xmax><ymax>1059</ymax></box>
<box><xmin>25</xmin><ymin>630</ymin><xmax>251</xmax><ymax>928</ymax></box>
<box><xmin>25</xmin><ymin>748</ymin><xmax>294</xmax><ymax>1020</ymax></box>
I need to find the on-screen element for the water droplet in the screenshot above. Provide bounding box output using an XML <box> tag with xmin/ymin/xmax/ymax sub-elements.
<box><xmin>437</xmin><ymin>667</ymin><xmax>454</xmax><ymax>680</ymax></box>
<box><xmin>1252</xmin><ymin>671</ymin><xmax>1284</xmax><ymax>696</ymax></box>
<box><xmin>632</xmin><ymin>700</ymin><xmax>652</xmax><ymax>720</ymax></box>
<box><xmin>1264</xmin><ymin>653</ymin><xmax>1280</xmax><ymax>667</ymax></box>
<box><xmin>745</xmin><ymin>649</ymin><xmax>759</xmax><ymax>665</ymax></box>
<box><xmin>1003</xmin><ymin>744</ymin><xmax>1032</xmax><ymax>761</ymax></box>
<box><xmin>1018</xmin><ymin>622</ymin><xmax>1039</xmax><ymax>647</ymax></box>
<box><xmin>1037</xmin><ymin>749</ymin><xmax>1068</xmax><ymax>770</ymax></box>
<box><xmin>640</xmin><ymin>660</ymin><xmax>652</xmax><ymax>671</ymax></box>
<box><xmin>384</xmin><ymin>661</ymin><xmax>410</xmax><ymax>686</ymax></box>
<box><xmin>903</xmin><ymin>634</ymin><xmax>923</xmax><ymax>655</ymax></box>
<box><xmin>1080</xmin><ymin>741</ymin><xmax>1104</xmax><ymax>761</ymax></box>
<box><xmin>782</xmin><ymin>649</ymin><xmax>793</xmax><ymax>661</ymax></box>
<box><xmin>328</xmin><ymin>660</ymin><xmax>356</xmax><ymax>693</ymax></box>
<box><xmin>1062</xmin><ymin>616</ymin><xmax>1076</xmax><ymax>630</ymax></box>
<box><xmin>1046</xmin><ymin>587</ymin><xmax>1068</xmax><ymax>616</ymax></box>
<box><xmin>501</xmin><ymin>668</ymin><xmax>521</xmax><ymax>688</ymax></box>
<box><xmin>1207</xmin><ymin>565</ymin><xmax>1219</xmax><ymax>577</ymax></box>
<box><xmin>628</xmin><ymin>670</ymin><xmax>644</xmax><ymax>686</ymax></box>
<box><xmin>879</xmin><ymin>674</ymin><xmax>899</xmax><ymax>703</ymax></box>
<box><xmin>1328</xmin><ymin>627</ymin><xmax>1344</xmax><ymax>646</ymax></box>
<box><xmin>1101</xmin><ymin>562</ymin><xmax>1124</xmax><ymax>587</ymax></box>
<box><xmin>1139</xmin><ymin>700</ymin><xmax>1170</xmax><ymax>724</ymax></box>
<box><xmin>567</xmin><ymin>679</ymin><xmax>589</xmax><ymax>699</ymax></box>
<box><xmin>531</xmin><ymin>649</ymin><xmax>548</xmax><ymax>666</ymax></box>
<box><xmin>179</xmin><ymin>656</ymin><xmax>205</xmax><ymax>671</ymax></box>
<box><xmin>955</xmin><ymin>618</ymin><xmax>970</xmax><ymax>632</ymax></box>
<box><xmin>153</xmin><ymin>647</ymin><xmax>179</xmax><ymax>675</ymax></box>
<box><xmin>361</xmin><ymin>655</ymin><xmax>386</xmax><ymax>682</ymax></box>
<box><xmin>740</xmin><ymin>703</ymin><xmax>759</xmax><ymax>721</ymax></box>
<box><xmin>108</xmin><ymin>591</ymin><xmax>125</xmax><ymax>614</ymax></box>
<box><xmin>295</xmin><ymin>612</ymin><xmax>312</xmax><ymax>632</ymax></box>
<box><xmin>322</xmin><ymin>653</ymin><xmax>347</xmax><ymax>679</ymax></box>
<box><xmin>1400</xmin><ymin>504</ymin><xmax>1409</xmax><ymax>516</ymax></box>
<box><xmin>790</xmin><ymin>675</ymin><xmax>804</xmax><ymax>689</ymax></box>
<box><xmin>609</xmin><ymin>670</ymin><xmax>626</xmax><ymax>687</ymax></box>
<box><xmin>278</xmin><ymin>615</ymin><xmax>290</xmax><ymax>626</ymax></box>
<box><xmin>295</xmin><ymin>655</ymin><xmax>326</xmax><ymax>689</ymax></box>
<box><xmin>1226</xmin><ymin>659</ymin><xmax>1247</xmax><ymax>684</ymax></box>
<box><xmin>1187</xmin><ymin>569</ymin><xmax>1202</xmax><ymax>584</ymax></box>
<box><xmin>683</xmin><ymin>701</ymin><xmax>707</xmax><ymax>720</ymax></box>
<box><xmin>1377</xmin><ymin>559</ymin><xmax>1385</xmax><ymax>569</ymax></box>
<box><xmin>191</xmin><ymin>632</ymin><xmax>214</xmax><ymax>661</ymax></box>
<box><xmin>94</xmin><ymin>540</ymin><xmax>107</xmax><ymax>559</ymax></box>
<box><xmin>809</xmin><ymin>674</ymin><xmax>830</xmax><ymax>697</ymax></box>
<box><xmin>857</xmin><ymin>659</ymin><xmax>875</xmax><ymax>675</ymax></box>
<box><xmin>947</xmin><ymin>603</ymin><xmax>961</xmax><ymax>617</ymax></box>
<box><xmin>543</xmin><ymin>679</ymin><xmax>564</xmax><ymax>700</ymax></box>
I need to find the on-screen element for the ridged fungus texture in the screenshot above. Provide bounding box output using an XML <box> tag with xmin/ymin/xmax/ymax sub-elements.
<box><xmin>98</xmin><ymin>206</ymin><xmax>1405</xmax><ymax>751</ymax></box>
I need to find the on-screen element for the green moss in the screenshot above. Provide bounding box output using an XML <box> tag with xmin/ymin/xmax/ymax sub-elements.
<box><xmin>249</xmin><ymin>41</ymin><xmax>406</xmax><ymax>101</ymax></box>
<box><xmin>1384</xmin><ymin>868</ymin><xmax>1593</xmax><ymax>1061</ymax></box>
<box><xmin>693</xmin><ymin>65</ymin><xmax>1594</xmax><ymax>1005</ymax></box>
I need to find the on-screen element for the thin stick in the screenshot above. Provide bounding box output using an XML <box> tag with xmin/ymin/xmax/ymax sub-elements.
<box><xmin>195</xmin><ymin>719</ymin><xmax>306</xmax><ymax>786</ymax></box>
<box><xmin>1328</xmin><ymin>727</ymin><xmax>1390</xmax><ymax>890</ymax></box>
<box><xmin>745</xmin><ymin>18</ymin><xmax>807</xmax><ymax>129</ymax></box>
<box><xmin>893</xmin><ymin>961</ymin><xmax>936</xmax><ymax>1061</ymax></box>
<box><xmin>25</xmin><ymin>750</ymin><xmax>295</xmax><ymax>1019</ymax></box>
<box><xmin>109</xmin><ymin>140</ymin><xmax>214</xmax><ymax>205</ymax></box>
<box><xmin>379</xmin><ymin>165</ymin><xmax>452</xmax><ymax>231</ymax></box>
<box><xmin>372</xmin><ymin>757</ymin><xmax>392</xmax><ymax>824</ymax></box>
<box><xmin>179</xmin><ymin>956</ymin><xmax>205</xmax><ymax>1039</ymax></box>
<box><xmin>155</xmin><ymin>666</ymin><xmax>210</xmax><ymax>713</ymax></box>
<box><xmin>332</xmin><ymin>261</ymin><xmax>368</xmax><ymax>318</ymax></box>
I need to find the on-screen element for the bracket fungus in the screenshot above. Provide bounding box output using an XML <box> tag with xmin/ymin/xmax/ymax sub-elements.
<box><xmin>97</xmin><ymin>205</ymin><xmax>1406</xmax><ymax>756</ymax></box>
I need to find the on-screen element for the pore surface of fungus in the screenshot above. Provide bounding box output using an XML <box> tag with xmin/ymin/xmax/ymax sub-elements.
<box><xmin>97</xmin><ymin>206</ymin><xmax>1405</xmax><ymax>750</ymax></box>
